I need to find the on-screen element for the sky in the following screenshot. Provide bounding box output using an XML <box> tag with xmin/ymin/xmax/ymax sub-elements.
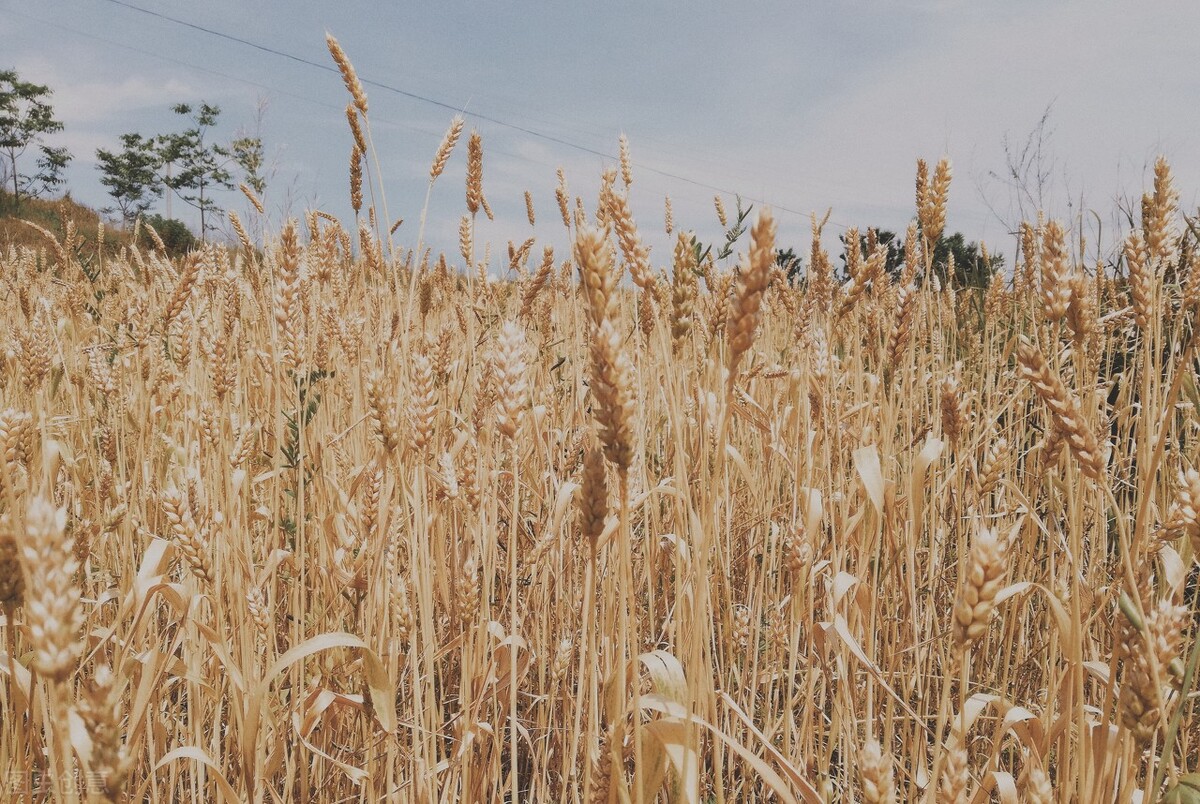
<box><xmin>3</xmin><ymin>0</ymin><xmax>1199</xmax><ymax>271</ymax></box>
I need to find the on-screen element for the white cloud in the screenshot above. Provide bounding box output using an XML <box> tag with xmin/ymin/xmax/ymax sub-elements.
<box><xmin>53</xmin><ymin>75</ymin><xmax>205</xmax><ymax>124</ymax></box>
<box><xmin>9</xmin><ymin>46</ymin><xmax>209</xmax><ymax>125</ymax></box>
<box><xmin>750</xmin><ymin>0</ymin><xmax>1200</xmax><ymax>248</ymax></box>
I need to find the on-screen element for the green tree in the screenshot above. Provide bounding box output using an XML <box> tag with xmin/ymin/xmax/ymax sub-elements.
<box><xmin>0</xmin><ymin>69</ymin><xmax>72</xmax><ymax>212</ymax></box>
<box><xmin>158</xmin><ymin>103</ymin><xmax>234</xmax><ymax>239</ymax></box>
<box><xmin>780</xmin><ymin>228</ymin><xmax>1003</xmax><ymax>290</ymax></box>
<box><xmin>230</xmin><ymin>95</ymin><xmax>273</xmax><ymax>235</ymax></box>
<box><xmin>230</xmin><ymin>134</ymin><xmax>266</xmax><ymax>198</ymax></box>
<box><xmin>96</xmin><ymin>133</ymin><xmax>163</xmax><ymax>225</ymax></box>
<box><xmin>841</xmin><ymin>226</ymin><xmax>1003</xmax><ymax>288</ymax></box>
<box><xmin>837</xmin><ymin>229</ymin><xmax>903</xmax><ymax>281</ymax></box>
<box><xmin>777</xmin><ymin>247</ymin><xmax>802</xmax><ymax>284</ymax></box>
<box><xmin>142</xmin><ymin>214</ymin><xmax>197</xmax><ymax>258</ymax></box>
<box><xmin>929</xmin><ymin>232</ymin><xmax>1003</xmax><ymax>289</ymax></box>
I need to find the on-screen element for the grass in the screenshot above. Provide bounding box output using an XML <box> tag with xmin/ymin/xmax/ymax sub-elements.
<box><xmin>0</xmin><ymin>190</ymin><xmax>132</xmax><ymax>256</ymax></box>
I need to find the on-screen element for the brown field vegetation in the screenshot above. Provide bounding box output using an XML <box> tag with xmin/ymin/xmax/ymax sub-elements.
<box><xmin>1</xmin><ymin>40</ymin><xmax>1200</xmax><ymax>804</ymax></box>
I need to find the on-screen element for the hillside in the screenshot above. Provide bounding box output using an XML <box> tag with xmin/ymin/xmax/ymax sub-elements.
<box><xmin>0</xmin><ymin>190</ymin><xmax>137</xmax><ymax>255</ymax></box>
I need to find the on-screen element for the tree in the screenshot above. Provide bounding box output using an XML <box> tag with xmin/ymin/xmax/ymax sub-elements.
<box><xmin>96</xmin><ymin>133</ymin><xmax>163</xmax><ymax>225</ymax></box>
<box><xmin>838</xmin><ymin>229</ymin><xmax>903</xmax><ymax>281</ymax></box>
<box><xmin>777</xmin><ymin>247</ymin><xmax>803</xmax><ymax>285</ymax></box>
<box><xmin>230</xmin><ymin>134</ymin><xmax>266</xmax><ymax>197</ymax></box>
<box><xmin>142</xmin><ymin>214</ymin><xmax>197</xmax><ymax>258</ymax></box>
<box><xmin>782</xmin><ymin>227</ymin><xmax>1003</xmax><ymax>290</ymax></box>
<box><xmin>157</xmin><ymin>103</ymin><xmax>234</xmax><ymax>239</ymax></box>
<box><xmin>231</xmin><ymin>94</ymin><xmax>272</xmax><ymax>200</ymax></box>
<box><xmin>929</xmin><ymin>232</ymin><xmax>1004</xmax><ymax>289</ymax></box>
<box><xmin>0</xmin><ymin>69</ymin><xmax>72</xmax><ymax>212</ymax></box>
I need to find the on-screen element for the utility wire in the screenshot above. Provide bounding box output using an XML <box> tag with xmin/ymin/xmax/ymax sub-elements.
<box><xmin>2</xmin><ymin>6</ymin><xmax>604</xmax><ymax>182</ymax></box>
<box><xmin>93</xmin><ymin>0</ymin><xmax>848</xmax><ymax>226</ymax></box>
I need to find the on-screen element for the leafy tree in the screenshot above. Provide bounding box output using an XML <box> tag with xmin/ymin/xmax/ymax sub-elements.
<box><xmin>0</xmin><ymin>69</ymin><xmax>72</xmax><ymax>212</ymax></box>
<box><xmin>778</xmin><ymin>228</ymin><xmax>1003</xmax><ymax>290</ymax></box>
<box><xmin>929</xmin><ymin>232</ymin><xmax>1004</xmax><ymax>289</ymax></box>
<box><xmin>837</xmin><ymin>226</ymin><xmax>1002</xmax><ymax>288</ymax></box>
<box><xmin>837</xmin><ymin>229</ymin><xmax>903</xmax><ymax>281</ymax></box>
<box><xmin>96</xmin><ymin>133</ymin><xmax>163</xmax><ymax>225</ymax></box>
<box><xmin>230</xmin><ymin>134</ymin><xmax>266</xmax><ymax>198</ymax></box>
<box><xmin>157</xmin><ymin>103</ymin><xmax>234</xmax><ymax>239</ymax></box>
<box><xmin>142</xmin><ymin>214</ymin><xmax>197</xmax><ymax>257</ymax></box>
<box><xmin>777</xmin><ymin>247</ymin><xmax>802</xmax><ymax>284</ymax></box>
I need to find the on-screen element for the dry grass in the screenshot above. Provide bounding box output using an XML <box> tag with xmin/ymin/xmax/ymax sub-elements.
<box><xmin>0</xmin><ymin>62</ymin><xmax>1199</xmax><ymax>803</ymax></box>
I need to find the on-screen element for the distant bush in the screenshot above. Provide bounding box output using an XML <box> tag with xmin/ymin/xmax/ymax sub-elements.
<box><xmin>142</xmin><ymin>214</ymin><xmax>197</xmax><ymax>257</ymax></box>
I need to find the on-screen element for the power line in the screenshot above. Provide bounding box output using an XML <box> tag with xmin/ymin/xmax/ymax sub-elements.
<box><xmin>87</xmin><ymin>1</ymin><xmax>776</xmax><ymax>185</ymax></box>
<box><xmin>3</xmin><ymin>8</ymin><xmax>339</xmax><ymax>118</ymax></box>
<box><xmin>2</xmin><ymin>7</ymin><xmax>594</xmax><ymax>184</ymax></box>
<box><xmin>93</xmin><ymin>0</ymin><xmax>845</xmax><ymax>226</ymax></box>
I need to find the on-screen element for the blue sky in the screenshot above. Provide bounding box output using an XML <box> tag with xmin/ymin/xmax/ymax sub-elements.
<box><xmin>3</xmin><ymin>0</ymin><xmax>1198</xmax><ymax>269</ymax></box>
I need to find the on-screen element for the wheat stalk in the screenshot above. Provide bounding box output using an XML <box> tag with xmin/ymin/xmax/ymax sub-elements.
<box><xmin>326</xmin><ymin>33</ymin><xmax>368</xmax><ymax>113</ymax></box>
<box><xmin>1017</xmin><ymin>336</ymin><xmax>1105</xmax><ymax>481</ymax></box>
<box><xmin>726</xmin><ymin>207</ymin><xmax>776</xmax><ymax>381</ymax></box>
<box><xmin>430</xmin><ymin>115</ymin><xmax>464</xmax><ymax>182</ymax></box>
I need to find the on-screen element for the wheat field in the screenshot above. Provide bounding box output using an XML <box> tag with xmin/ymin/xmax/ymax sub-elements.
<box><xmin>1</xmin><ymin>40</ymin><xmax>1199</xmax><ymax>804</ymax></box>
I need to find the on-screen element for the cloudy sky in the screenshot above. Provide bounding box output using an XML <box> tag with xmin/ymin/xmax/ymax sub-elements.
<box><xmin>3</xmin><ymin>0</ymin><xmax>1198</xmax><ymax>269</ymax></box>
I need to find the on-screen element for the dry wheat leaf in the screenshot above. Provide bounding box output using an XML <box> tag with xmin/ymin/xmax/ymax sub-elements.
<box><xmin>853</xmin><ymin>444</ymin><xmax>885</xmax><ymax>515</ymax></box>
<box><xmin>152</xmin><ymin>747</ymin><xmax>241</xmax><ymax>802</ymax></box>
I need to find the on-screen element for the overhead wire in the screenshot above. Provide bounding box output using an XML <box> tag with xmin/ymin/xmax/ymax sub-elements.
<box><xmin>1</xmin><ymin>7</ymin><xmax>599</xmax><ymax>184</ymax></box>
<box><xmin>91</xmin><ymin>0</ymin><xmax>854</xmax><ymax>228</ymax></box>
